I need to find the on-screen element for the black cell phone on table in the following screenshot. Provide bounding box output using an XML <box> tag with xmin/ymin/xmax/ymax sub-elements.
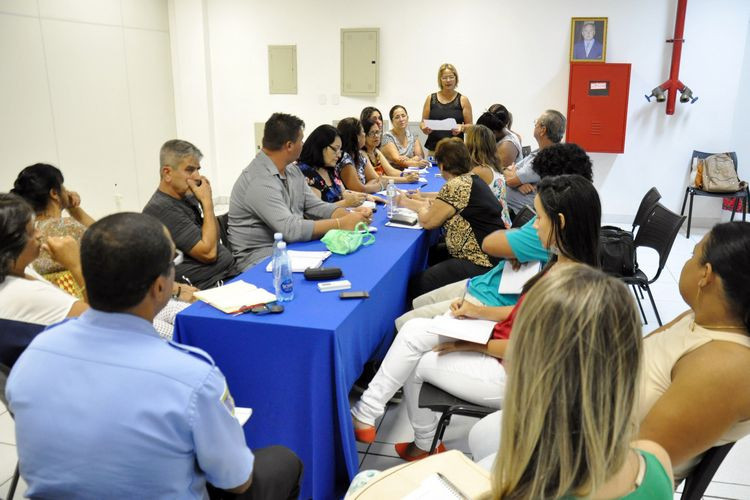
<box><xmin>339</xmin><ymin>291</ymin><xmax>369</xmax><ymax>299</ymax></box>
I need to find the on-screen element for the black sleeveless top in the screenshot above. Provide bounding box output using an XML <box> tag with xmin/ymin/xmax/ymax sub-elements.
<box><xmin>425</xmin><ymin>92</ymin><xmax>464</xmax><ymax>151</ymax></box>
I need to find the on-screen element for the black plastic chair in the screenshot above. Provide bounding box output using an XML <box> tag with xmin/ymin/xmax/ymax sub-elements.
<box><xmin>511</xmin><ymin>205</ymin><xmax>535</xmax><ymax>229</ymax></box>
<box><xmin>628</xmin><ymin>187</ymin><xmax>662</xmax><ymax>310</ymax></box>
<box><xmin>417</xmin><ymin>382</ymin><xmax>495</xmax><ymax>455</ymax></box>
<box><xmin>632</xmin><ymin>187</ymin><xmax>662</xmax><ymax>234</ymax></box>
<box><xmin>0</xmin><ymin>319</ymin><xmax>45</xmax><ymax>368</ymax></box>
<box><xmin>618</xmin><ymin>203</ymin><xmax>685</xmax><ymax>326</ymax></box>
<box><xmin>217</xmin><ymin>213</ymin><xmax>231</xmax><ymax>252</ymax></box>
<box><xmin>680</xmin><ymin>442</ymin><xmax>735</xmax><ymax>500</ymax></box>
<box><xmin>681</xmin><ymin>151</ymin><xmax>747</xmax><ymax>238</ymax></box>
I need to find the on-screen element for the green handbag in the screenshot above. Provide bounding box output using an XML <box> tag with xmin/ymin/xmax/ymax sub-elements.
<box><xmin>321</xmin><ymin>222</ymin><xmax>375</xmax><ymax>255</ymax></box>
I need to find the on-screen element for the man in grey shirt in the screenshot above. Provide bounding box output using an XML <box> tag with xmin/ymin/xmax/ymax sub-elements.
<box><xmin>229</xmin><ymin>113</ymin><xmax>372</xmax><ymax>270</ymax></box>
<box><xmin>503</xmin><ymin>109</ymin><xmax>566</xmax><ymax>213</ymax></box>
<box><xmin>143</xmin><ymin>140</ymin><xmax>237</xmax><ymax>289</ymax></box>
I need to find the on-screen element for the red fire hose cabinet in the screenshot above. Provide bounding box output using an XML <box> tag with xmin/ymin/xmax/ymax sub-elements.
<box><xmin>566</xmin><ymin>63</ymin><xmax>632</xmax><ymax>154</ymax></box>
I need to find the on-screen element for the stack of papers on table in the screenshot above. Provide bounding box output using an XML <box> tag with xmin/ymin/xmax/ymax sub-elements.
<box><xmin>194</xmin><ymin>280</ymin><xmax>276</xmax><ymax>314</ymax></box>
<box><xmin>425</xmin><ymin>312</ymin><xmax>495</xmax><ymax>344</ymax></box>
<box><xmin>405</xmin><ymin>167</ymin><xmax>430</xmax><ymax>175</ymax></box>
<box><xmin>264</xmin><ymin>250</ymin><xmax>331</xmax><ymax>272</ymax></box>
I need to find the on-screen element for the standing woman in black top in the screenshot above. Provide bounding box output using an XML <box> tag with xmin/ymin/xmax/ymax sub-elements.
<box><xmin>420</xmin><ymin>63</ymin><xmax>473</xmax><ymax>153</ymax></box>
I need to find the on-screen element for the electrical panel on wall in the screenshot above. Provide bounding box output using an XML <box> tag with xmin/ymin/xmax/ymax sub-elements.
<box><xmin>268</xmin><ymin>45</ymin><xmax>297</xmax><ymax>94</ymax></box>
<box><xmin>254</xmin><ymin>122</ymin><xmax>264</xmax><ymax>151</ymax></box>
<box><xmin>341</xmin><ymin>28</ymin><xmax>379</xmax><ymax>96</ymax></box>
<box><xmin>566</xmin><ymin>63</ymin><xmax>631</xmax><ymax>154</ymax></box>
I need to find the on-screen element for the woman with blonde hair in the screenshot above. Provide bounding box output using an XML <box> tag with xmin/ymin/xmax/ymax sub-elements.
<box><xmin>465</xmin><ymin>124</ymin><xmax>511</xmax><ymax>228</ymax></box>
<box><xmin>492</xmin><ymin>264</ymin><xmax>673</xmax><ymax>499</ymax></box>
<box><xmin>420</xmin><ymin>63</ymin><xmax>473</xmax><ymax>153</ymax></box>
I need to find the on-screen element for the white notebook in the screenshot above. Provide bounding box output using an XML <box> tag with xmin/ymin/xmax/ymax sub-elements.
<box><xmin>193</xmin><ymin>280</ymin><xmax>276</xmax><ymax>314</ymax></box>
<box><xmin>403</xmin><ymin>473</ymin><xmax>470</xmax><ymax>500</ymax></box>
<box><xmin>264</xmin><ymin>250</ymin><xmax>331</xmax><ymax>272</ymax></box>
<box><xmin>425</xmin><ymin>312</ymin><xmax>495</xmax><ymax>344</ymax></box>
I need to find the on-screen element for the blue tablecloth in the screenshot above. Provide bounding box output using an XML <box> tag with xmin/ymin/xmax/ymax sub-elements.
<box><xmin>174</xmin><ymin>170</ymin><xmax>444</xmax><ymax>499</ymax></box>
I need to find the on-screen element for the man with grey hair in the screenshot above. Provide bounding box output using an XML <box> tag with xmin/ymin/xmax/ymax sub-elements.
<box><xmin>143</xmin><ymin>139</ymin><xmax>237</xmax><ymax>289</ymax></box>
<box><xmin>503</xmin><ymin>109</ymin><xmax>567</xmax><ymax>214</ymax></box>
<box><xmin>573</xmin><ymin>21</ymin><xmax>603</xmax><ymax>60</ymax></box>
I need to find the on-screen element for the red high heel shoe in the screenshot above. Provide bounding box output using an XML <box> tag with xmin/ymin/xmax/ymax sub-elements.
<box><xmin>353</xmin><ymin>421</ymin><xmax>376</xmax><ymax>444</ymax></box>
<box><xmin>395</xmin><ymin>441</ymin><xmax>446</xmax><ymax>462</ymax></box>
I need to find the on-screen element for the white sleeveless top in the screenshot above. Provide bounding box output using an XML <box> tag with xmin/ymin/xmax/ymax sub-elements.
<box><xmin>637</xmin><ymin>312</ymin><xmax>750</xmax><ymax>480</ymax></box>
<box><xmin>498</xmin><ymin>131</ymin><xmax>523</xmax><ymax>164</ymax></box>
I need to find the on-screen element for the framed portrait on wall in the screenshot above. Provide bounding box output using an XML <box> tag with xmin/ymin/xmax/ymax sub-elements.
<box><xmin>570</xmin><ymin>17</ymin><xmax>608</xmax><ymax>62</ymax></box>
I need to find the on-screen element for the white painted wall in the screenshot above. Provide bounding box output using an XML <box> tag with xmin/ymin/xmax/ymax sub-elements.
<box><xmin>0</xmin><ymin>0</ymin><xmax>176</xmax><ymax>218</ymax></box>
<box><xmin>168</xmin><ymin>0</ymin><xmax>750</xmax><ymax>224</ymax></box>
<box><xmin>2</xmin><ymin>0</ymin><xmax>748</xmax><ymax>224</ymax></box>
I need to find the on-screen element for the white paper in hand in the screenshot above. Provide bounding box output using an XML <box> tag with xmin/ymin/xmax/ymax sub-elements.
<box><xmin>498</xmin><ymin>261</ymin><xmax>542</xmax><ymax>294</ymax></box>
<box><xmin>424</xmin><ymin>118</ymin><xmax>458</xmax><ymax>131</ymax></box>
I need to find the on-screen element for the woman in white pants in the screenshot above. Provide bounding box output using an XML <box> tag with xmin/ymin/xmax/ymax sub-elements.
<box><xmin>351</xmin><ymin>174</ymin><xmax>602</xmax><ymax>460</ymax></box>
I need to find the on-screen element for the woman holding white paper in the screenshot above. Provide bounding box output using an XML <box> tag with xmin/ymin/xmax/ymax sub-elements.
<box><xmin>420</xmin><ymin>63</ymin><xmax>473</xmax><ymax>153</ymax></box>
<box><xmin>351</xmin><ymin>174</ymin><xmax>601</xmax><ymax>461</ymax></box>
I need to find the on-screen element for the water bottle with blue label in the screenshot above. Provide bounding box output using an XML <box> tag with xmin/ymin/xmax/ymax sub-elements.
<box><xmin>386</xmin><ymin>179</ymin><xmax>397</xmax><ymax>219</ymax></box>
<box><xmin>273</xmin><ymin>241</ymin><xmax>294</xmax><ymax>301</ymax></box>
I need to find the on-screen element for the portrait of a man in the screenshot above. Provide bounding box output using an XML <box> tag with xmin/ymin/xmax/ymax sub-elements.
<box><xmin>570</xmin><ymin>18</ymin><xmax>607</xmax><ymax>62</ymax></box>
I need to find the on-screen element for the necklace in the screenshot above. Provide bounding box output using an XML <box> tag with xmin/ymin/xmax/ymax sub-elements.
<box><xmin>690</xmin><ymin>320</ymin><xmax>746</xmax><ymax>331</ymax></box>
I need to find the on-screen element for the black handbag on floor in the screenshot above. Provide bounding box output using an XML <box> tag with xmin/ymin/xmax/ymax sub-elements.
<box><xmin>599</xmin><ymin>226</ymin><xmax>637</xmax><ymax>276</ymax></box>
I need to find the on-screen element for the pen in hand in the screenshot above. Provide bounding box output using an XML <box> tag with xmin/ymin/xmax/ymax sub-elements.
<box><xmin>459</xmin><ymin>278</ymin><xmax>469</xmax><ymax>307</ymax></box>
<box><xmin>182</xmin><ymin>275</ymin><xmax>194</xmax><ymax>287</ymax></box>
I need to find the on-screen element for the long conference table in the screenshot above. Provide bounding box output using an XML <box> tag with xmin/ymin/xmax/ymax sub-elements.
<box><xmin>174</xmin><ymin>169</ymin><xmax>444</xmax><ymax>499</ymax></box>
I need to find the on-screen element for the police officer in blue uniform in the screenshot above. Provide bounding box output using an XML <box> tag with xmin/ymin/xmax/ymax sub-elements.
<box><xmin>7</xmin><ymin>212</ymin><xmax>302</xmax><ymax>499</ymax></box>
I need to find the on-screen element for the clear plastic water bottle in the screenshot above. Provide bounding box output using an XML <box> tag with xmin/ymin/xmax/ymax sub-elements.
<box><xmin>272</xmin><ymin>232</ymin><xmax>283</xmax><ymax>263</ymax></box>
<box><xmin>273</xmin><ymin>241</ymin><xmax>294</xmax><ymax>302</ymax></box>
<box><xmin>386</xmin><ymin>179</ymin><xmax>397</xmax><ymax>219</ymax></box>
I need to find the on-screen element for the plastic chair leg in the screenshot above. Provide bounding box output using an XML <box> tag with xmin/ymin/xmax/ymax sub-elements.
<box><xmin>632</xmin><ymin>286</ymin><xmax>648</xmax><ymax>325</ymax></box>
<box><xmin>429</xmin><ymin>413</ymin><xmax>452</xmax><ymax>455</ymax></box>
<box><xmin>686</xmin><ymin>193</ymin><xmax>694</xmax><ymax>239</ymax></box>
<box><xmin>8</xmin><ymin>462</ymin><xmax>19</xmax><ymax>500</ymax></box>
<box><xmin>645</xmin><ymin>285</ymin><xmax>662</xmax><ymax>326</ymax></box>
<box><xmin>680</xmin><ymin>188</ymin><xmax>689</xmax><ymax>216</ymax></box>
<box><xmin>731</xmin><ymin>198</ymin><xmax>739</xmax><ymax>222</ymax></box>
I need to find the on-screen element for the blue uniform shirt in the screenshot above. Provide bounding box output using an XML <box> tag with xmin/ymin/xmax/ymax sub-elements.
<box><xmin>468</xmin><ymin>217</ymin><xmax>550</xmax><ymax>307</ymax></box>
<box><xmin>7</xmin><ymin>309</ymin><xmax>254</xmax><ymax>499</ymax></box>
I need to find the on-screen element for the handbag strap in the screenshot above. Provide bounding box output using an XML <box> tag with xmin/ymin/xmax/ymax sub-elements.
<box><xmin>354</xmin><ymin>222</ymin><xmax>376</xmax><ymax>246</ymax></box>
